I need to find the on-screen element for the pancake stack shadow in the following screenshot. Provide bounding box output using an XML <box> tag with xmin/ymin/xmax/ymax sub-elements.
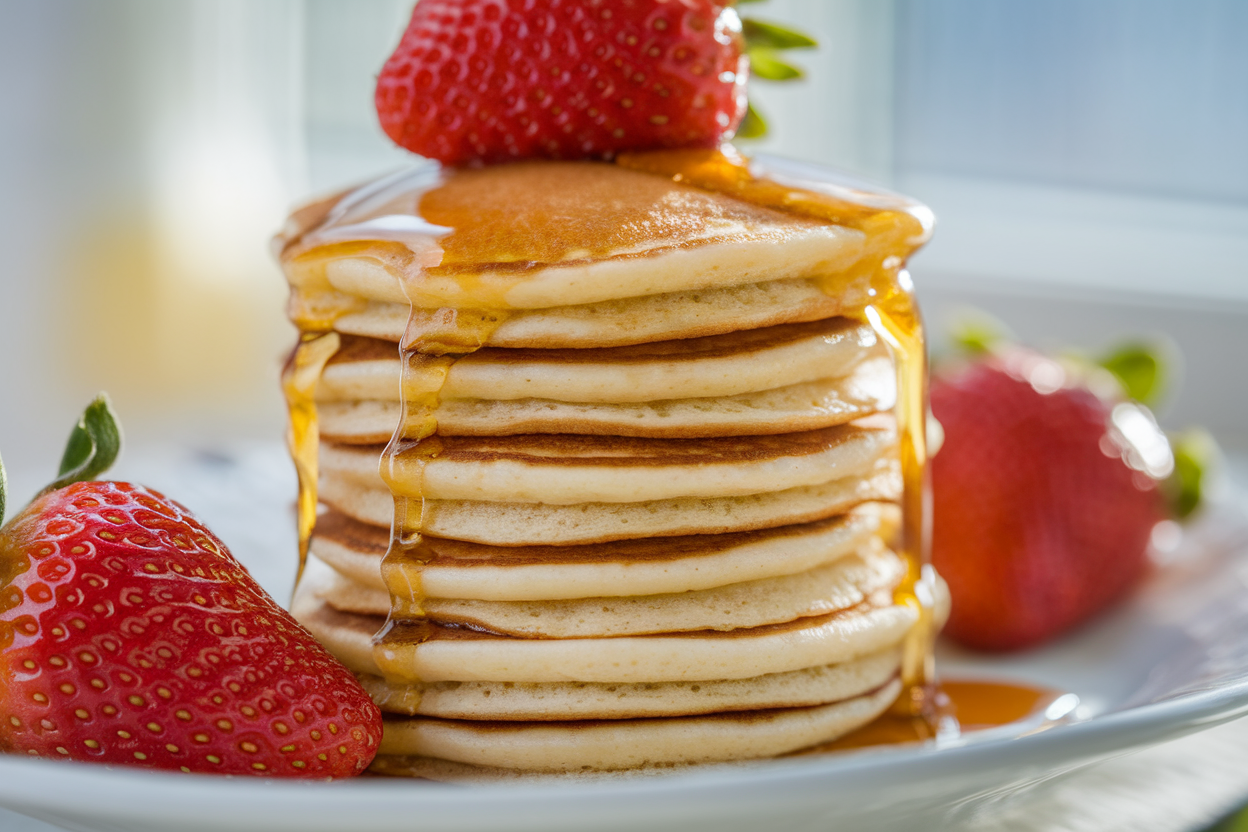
<box><xmin>281</xmin><ymin>161</ymin><xmax>943</xmax><ymax>780</ymax></box>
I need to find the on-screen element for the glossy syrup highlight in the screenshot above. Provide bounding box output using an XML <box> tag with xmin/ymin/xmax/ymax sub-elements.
<box><xmin>281</xmin><ymin>330</ymin><xmax>340</xmax><ymax>585</ymax></box>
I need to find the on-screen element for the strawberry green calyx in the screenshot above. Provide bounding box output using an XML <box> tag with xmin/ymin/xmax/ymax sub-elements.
<box><xmin>735</xmin><ymin>7</ymin><xmax>818</xmax><ymax>139</ymax></box>
<box><xmin>737</xmin><ymin>101</ymin><xmax>769</xmax><ymax>140</ymax></box>
<box><xmin>44</xmin><ymin>393</ymin><xmax>122</xmax><ymax>495</ymax></box>
<box><xmin>748</xmin><ymin>48</ymin><xmax>804</xmax><ymax>80</ymax></box>
<box><xmin>741</xmin><ymin>17</ymin><xmax>818</xmax><ymax>50</ymax></box>
<box><xmin>949</xmin><ymin>315</ymin><xmax>1010</xmax><ymax>357</ymax></box>
<box><xmin>743</xmin><ymin>18</ymin><xmax>816</xmax><ymax>81</ymax></box>
<box><xmin>0</xmin><ymin>394</ymin><xmax>121</xmax><ymax>528</ymax></box>
<box><xmin>1166</xmin><ymin>428</ymin><xmax>1219</xmax><ymax>520</ymax></box>
<box><xmin>1098</xmin><ymin>343</ymin><xmax>1166</xmax><ymax>408</ymax></box>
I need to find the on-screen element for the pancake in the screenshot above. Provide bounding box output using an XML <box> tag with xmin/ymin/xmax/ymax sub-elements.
<box><xmin>317</xmin><ymin>542</ymin><xmax>904</xmax><ymax>637</ymax></box>
<box><xmin>372</xmin><ymin>679</ymin><xmax>901</xmax><ymax>773</ymax></box>
<box><xmin>320</xmin><ymin>422</ymin><xmax>895</xmax><ymax>505</ymax></box>
<box><xmin>309</xmin><ymin>503</ymin><xmax>896</xmax><ymax>600</ymax></box>
<box><xmin>293</xmin><ymin>589</ymin><xmax>921</xmax><ymax>686</ymax></box>
<box><xmin>331</xmin><ymin>277</ymin><xmax>871</xmax><ymax>349</ymax></box>
<box><xmin>315</xmin><ymin>318</ymin><xmax>878</xmax><ymax>405</ymax></box>
<box><xmin>357</xmin><ymin>646</ymin><xmax>903</xmax><ymax>720</ymax></box>
<box><xmin>318</xmin><ymin>458</ymin><xmax>901</xmax><ymax>545</ymax></box>
<box><xmin>283</xmin><ymin>162</ymin><xmax>870</xmax><ymax>313</ymax></box>
<box><xmin>318</xmin><ymin>354</ymin><xmax>895</xmax><ymax>442</ymax></box>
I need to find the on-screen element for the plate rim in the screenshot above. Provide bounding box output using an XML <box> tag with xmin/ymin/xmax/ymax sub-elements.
<box><xmin>1</xmin><ymin>667</ymin><xmax>1246</xmax><ymax>822</ymax></box>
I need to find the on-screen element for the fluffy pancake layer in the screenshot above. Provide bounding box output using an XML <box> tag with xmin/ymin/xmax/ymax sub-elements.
<box><xmin>315</xmin><ymin>540</ymin><xmax>904</xmax><ymax>636</ymax></box>
<box><xmin>323</xmin><ymin>422</ymin><xmax>896</xmax><ymax>504</ymax></box>
<box><xmin>319</xmin><ymin>354</ymin><xmax>895</xmax><ymax>442</ymax></box>
<box><xmin>318</xmin><ymin>457</ymin><xmax>901</xmax><ymax>544</ymax></box>
<box><xmin>309</xmin><ymin>503</ymin><xmax>897</xmax><ymax>600</ymax></box>
<box><xmin>374</xmin><ymin>679</ymin><xmax>902</xmax><ymax>773</ymax></box>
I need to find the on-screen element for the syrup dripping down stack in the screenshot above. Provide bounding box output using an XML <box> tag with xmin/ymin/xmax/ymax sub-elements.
<box><xmin>278</xmin><ymin>154</ymin><xmax>946</xmax><ymax>781</ymax></box>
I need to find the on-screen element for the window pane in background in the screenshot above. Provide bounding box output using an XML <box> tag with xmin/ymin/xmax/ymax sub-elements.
<box><xmin>894</xmin><ymin>0</ymin><xmax>1248</xmax><ymax>202</ymax></box>
<box><xmin>303</xmin><ymin>0</ymin><xmax>410</xmax><ymax>190</ymax></box>
<box><xmin>890</xmin><ymin>0</ymin><xmax>1248</xmax><ymax>309</ymax></box>
<box><xmin>885</xmin><ymin>0</ymin><xmax>1248</xmax><ymax>448</ymax></box>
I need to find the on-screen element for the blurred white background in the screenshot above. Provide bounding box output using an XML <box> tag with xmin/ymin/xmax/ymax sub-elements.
<box><xmin>0</xmin><ymin>0</ymin><xmax>1245</xmax><ymax>502</ymax></box>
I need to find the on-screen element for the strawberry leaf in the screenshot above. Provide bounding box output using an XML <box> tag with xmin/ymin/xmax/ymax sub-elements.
<box><xmin>1098</xmin><ymin>343</ymin><xmax>1164</xmax><ymax>407</ymax></box>
<box><xmin>1164</xmin><ymin>428</ymin><xmax>1217</xmax><ymax>519</ymax></box>
<box><xmin>742</xmin><ymin>19</ymin><xmax>818</xmax><ymax>50</ymax></box>
<box><xmin>949</xmin><ymin>314</ymin><xmax>1010</xmax><ymax>356</ymax></box>
<box><xmin>0</xmin><ymin>450</ymin><xmax>7</xmax><ymax>528</ymax></box>
<box><xmin>46</xmin><ymin>394</ymin><xmax>122</xmax><ymax>493</ymax></box>
<box><xmin>737</xmin><ymin>100</ymin><xmax>768</xmax><ymax>138</ymax></box>
<box><xmin>748</xmin><ymin>47</ymin><xmax>804</xmax><ymax>80</ymax></box>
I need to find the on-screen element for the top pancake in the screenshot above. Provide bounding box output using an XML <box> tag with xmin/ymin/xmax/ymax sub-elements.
<box><xmin>328</xmin><ymin>421</ymin><xmax>896</xmax><ymax>504</ymax></box>
<box><xmin>283</xmin><ymin>161</ymin><xmax>868</xmax><ymax>311</ymax></box>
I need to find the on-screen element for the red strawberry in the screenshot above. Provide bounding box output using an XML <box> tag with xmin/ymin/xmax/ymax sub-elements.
<box><xmin>375</xmin><ymin>0</ymin><xmax>747</xmax><ymax>165</ymax></box>
<box><xmin>0</xmin><ymin>397</ymin><xmax>382</xmax><ymax>776</ymax></box>
<box><xmin>930</xmin><ymin>348</ymin><xmax>1170</xmax><ymax>651</ymax></box>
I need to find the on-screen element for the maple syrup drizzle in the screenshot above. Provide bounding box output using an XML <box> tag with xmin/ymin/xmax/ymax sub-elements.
<box><xmin>281</xmin><ymin>330</ymin><xmax>341</xmax><ymax>585</ymax></box>
<box><xmin>369</xmin><ymin>188</ymin><xmax>521</xmax><ymax>690</ymax></box>
<box><xmin>863</xmin><ymin>290</ymin><xmax>937</xmax><ymax>714</ymax></box>
<box><xmin>373</xmin><ymin>320</ymin><xmax>503</xmax><ymax>664</ymax></box>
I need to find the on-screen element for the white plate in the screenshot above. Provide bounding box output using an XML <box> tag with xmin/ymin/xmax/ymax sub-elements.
<box><xmin>1</xmin><ymin>445</ymin><xmax>1247</xmax><ymax>832</ymax></box>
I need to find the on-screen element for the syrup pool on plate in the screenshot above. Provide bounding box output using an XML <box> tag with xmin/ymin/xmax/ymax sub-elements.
<box><xmin>803</xmin><ymin>680</ymin><xmax>1074</xmax><ymax>754</ymax></box>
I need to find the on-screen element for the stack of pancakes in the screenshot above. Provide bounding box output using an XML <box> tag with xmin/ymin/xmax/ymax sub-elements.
<box><xmin>278</xmin><ymin>159</ymin><xmax>943</xmax><ymax>780</ymax></box>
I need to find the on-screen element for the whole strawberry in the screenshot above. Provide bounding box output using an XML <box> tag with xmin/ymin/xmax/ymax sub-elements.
<box><xmin>0</xmin><ymin>396</ymin><xmax>382</xmax><ymax>776</ymax></box>
<box><xmin>930</xmin><ymin>347</ymin><xmax>1171</xmax><ymax>651</ymax></box>
<box><xmin>375</xmin><ymin>0</ymin><xmax>748</xmax><ymax>164</ymax></box>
